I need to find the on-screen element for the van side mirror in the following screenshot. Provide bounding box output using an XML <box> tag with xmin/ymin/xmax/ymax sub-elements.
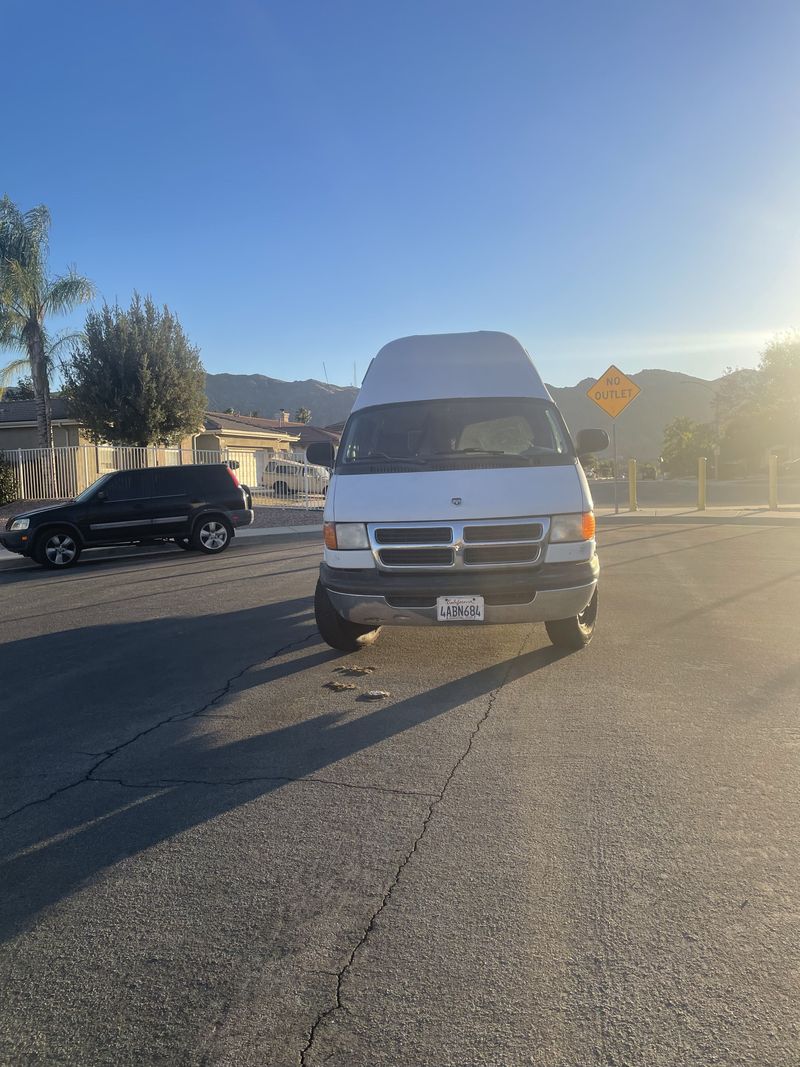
<box><xmin>306</xmin><ymin>442</ymin><xmax>336</xmax><ymax>468</ymax></box>
<box><xmin>576</xmin><ymin>428</ymin><xmax>610</xmax><ymax>457</ymax></box>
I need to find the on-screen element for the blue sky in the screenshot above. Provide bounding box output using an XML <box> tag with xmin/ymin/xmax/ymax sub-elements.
<box><xmin>3</xmin><ymin>0</ymin><xmax>798</xmax><ymax>387</ymax></box>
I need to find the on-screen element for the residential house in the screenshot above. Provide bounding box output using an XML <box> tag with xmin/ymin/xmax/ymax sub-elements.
<box><xmin>200</xmin><ymin>409</ymin><xmax>342</xmax><ymax>460</ymax></box>
<box><xmin>0</xmin><ymin>399</ymin><xmax>302</xmax><ymax>498</ymax></box>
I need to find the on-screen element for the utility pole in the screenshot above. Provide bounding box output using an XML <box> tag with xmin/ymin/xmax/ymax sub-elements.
<box><xmin>681</xmin><ymin>379</ymin><xmax>720</xmax><ymax>480</ymax></box>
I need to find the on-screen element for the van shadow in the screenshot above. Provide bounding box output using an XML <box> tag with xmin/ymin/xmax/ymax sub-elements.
<box><xmin>0</xmin><ymin>601</ymin><xmax>567</xmax><ymax>942</ymax></box>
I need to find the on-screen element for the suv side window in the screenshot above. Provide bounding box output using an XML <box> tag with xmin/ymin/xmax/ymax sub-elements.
<box><xmin>151</xmin><ymin>467</ymin><xmax>191</xmax><ymax>496</ymax></box>
<box><xmin>194</xmin><ymin>466</ymin><xmax>235</xmax><ymax>494</ymax></box>
<box><xmin>104</xmin><ymin>470</ymin><xmax>152</xmax><ymax>501</ymax></box>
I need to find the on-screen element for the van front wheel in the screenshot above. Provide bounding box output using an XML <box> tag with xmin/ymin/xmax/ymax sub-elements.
<box><xmin>545</xmin><ymin>589</ymin><xmax>598</xmax><ymax>650</ymax></box>
<box><xmin>314</xmin><ymin>580</ymin><xmax>380</xmax><ymax>652</ymax></box>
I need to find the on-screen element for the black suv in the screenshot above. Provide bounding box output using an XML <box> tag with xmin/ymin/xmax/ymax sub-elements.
<box><xmin>1</xmin><ymin>464</ymin><xmax>254</xmax><ymax>569</ymax></box>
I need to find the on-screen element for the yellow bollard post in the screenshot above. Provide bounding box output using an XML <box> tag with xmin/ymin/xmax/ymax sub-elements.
<box><xmin>628</xmin><ymin>459</ymin><xmax>638</xmax><ymax>511</ymax></box>
<box><xmin>698</xmin><ymin>456</ymin><xmax>707</xmax><ymax>511</ymax></box>
<box><xmin>769</xmin><ymin>453</ymin><xmax>779</xmax><ymax>511</ymax></box>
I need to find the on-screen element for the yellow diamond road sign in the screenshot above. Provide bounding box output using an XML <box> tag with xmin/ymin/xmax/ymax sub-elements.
<box><xmin>587</xmin><ymin>364</ymin><xmax>641</xmax><ymax>418</ymax></box>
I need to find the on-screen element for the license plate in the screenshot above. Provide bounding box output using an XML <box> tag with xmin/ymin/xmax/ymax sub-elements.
<box><xmin>436</xmin><ymin>595</ymin><xmax>485</xmax><ymax>622</ymax></box>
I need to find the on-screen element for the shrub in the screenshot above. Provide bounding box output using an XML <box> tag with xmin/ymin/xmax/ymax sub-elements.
<box><xmin>0</xmin><ymin>454</ymin><xmax>19</xmax><ymax>505</ymax></box>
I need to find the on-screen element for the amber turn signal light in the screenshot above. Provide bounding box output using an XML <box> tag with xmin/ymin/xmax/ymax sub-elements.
<box><xmin>323</xmin><ymin>522</ymin><xmax>338</xmax><ymax>550</ymax></box>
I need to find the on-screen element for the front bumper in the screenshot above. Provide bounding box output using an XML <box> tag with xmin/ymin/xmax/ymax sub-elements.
<box><xmin>320</xmin><ymin>558</ymin><xmax>599</xmax><ymax>626</ymax></box>
<box><xmin>0</xmin><ymin>531</ymin><xmax>31</xmax><ymax>556</ymax></box>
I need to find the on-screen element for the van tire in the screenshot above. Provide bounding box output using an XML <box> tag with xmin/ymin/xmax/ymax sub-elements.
<box><xmin>274</xmin><ymin>480</ymin><xmax>289</xmax><ymax>497</ymax></box>
<box><xmin>545</xmin><ymin>589</ymin><xmax>598</xmax><ymax>650</ymax></box>
<box><xmin>35</xmin><ymin>527</ymin><xmax>82</xmax><ymax>569</ymax></box>
<box><xmin>314</xmin><ymin>580</ymin><xmax>380</xmax><ymax>652</ymax></box>
<box><xmin>192</xmin><ymin>516</ymin><xmax>232</xmax><ymax>554</ymax></box>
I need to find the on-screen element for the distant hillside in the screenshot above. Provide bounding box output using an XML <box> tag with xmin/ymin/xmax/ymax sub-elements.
<box><xmin>549</xmin><ymin>369</ymin><xmax>717</xmax><ymax>460</ymax></box>
<box><xmin>207</xmin><ymin>367</ymin><xmax>729</xmax><ymax>459</ymax></box>
<box><xmin>205</xmin><ymin>373</ymin><xmax>358</xmax><ymax>428</ymax></box>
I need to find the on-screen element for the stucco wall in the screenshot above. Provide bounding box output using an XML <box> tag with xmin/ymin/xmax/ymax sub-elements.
<box><xmin>0</xmin><ymin>423</ymin><xmax>79</xmax><ymax>450</ymax></box>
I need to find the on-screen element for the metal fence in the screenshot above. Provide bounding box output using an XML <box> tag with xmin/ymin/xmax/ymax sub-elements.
<box><xmin>0</xmin><ymin>445</ymin><xmax>328</xmax><ymax>509</ymax></box>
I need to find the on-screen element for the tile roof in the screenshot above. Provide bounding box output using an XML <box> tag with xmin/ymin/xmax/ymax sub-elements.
<box><xmin>0</xmin><ymin>397</ymin><xmax>74</xmax><ymax>424</ymax></box>
<box><xmin>203</xmin><ymin>411</ymin><xmax>299</xmax><ymax>437</ymax></box>
<box><xmin>203</xmin><ymin>411</ymin><xmax>341</xmax><ymax>444</ymax></box>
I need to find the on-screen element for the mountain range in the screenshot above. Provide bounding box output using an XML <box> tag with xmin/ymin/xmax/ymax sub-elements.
<box><xmin>206</xmin><ymin>367</ymin><xmax>719</xmax><ymax>460</ymax></box>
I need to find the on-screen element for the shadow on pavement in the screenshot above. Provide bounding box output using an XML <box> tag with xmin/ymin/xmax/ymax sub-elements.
<box><xmin>0</xmin><ymin>597</ymin><xmax>567</xmax><ymax>941</ymax></box>
<box><xmin>0</xmin><ymin>541</ymin><xmax>321</xmax><ymax>587</ymax></box>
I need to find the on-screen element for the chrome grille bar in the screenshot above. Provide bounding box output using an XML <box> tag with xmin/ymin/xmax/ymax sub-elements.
<box><xmin>366</xmin><ymin>517</ymin><xmax>550</xmax><ymax>572</ymax></box>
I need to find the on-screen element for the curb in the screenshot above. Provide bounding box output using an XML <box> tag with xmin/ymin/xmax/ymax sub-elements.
<box><xmin>597</xmin><ymin>511</ymin><xmax>800</xmax><ymax>528</ymax></box>
<box><xmin>238</xmin><ymin>525</ymin><xmax>321</xmax><ymax>539</ymax></box>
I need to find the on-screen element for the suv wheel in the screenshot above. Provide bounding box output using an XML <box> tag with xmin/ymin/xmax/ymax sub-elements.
<box><xmin>36</xmin><ymin>527</ymin><xmax>82</xmax><ymax>569</ymax></box>
<box><xmin>192</xmin><ymin>516</ymin><xmax>232</xmax><ymax>554</ymax></box>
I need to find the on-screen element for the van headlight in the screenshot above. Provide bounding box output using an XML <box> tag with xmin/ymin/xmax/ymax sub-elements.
<box><xmin>323</xmin><ymin>522</ymin><xmax>369</xmax><ymax>550</ymax></box>
<box><xmin>10</xmin><ymin>518</ymin><xmax>30</xmax><ymax>531</ymax></box>
<box><xmin>550</xmin><ymin>513</ymin><xmax>595</xmax><ymax>542</ymax></box>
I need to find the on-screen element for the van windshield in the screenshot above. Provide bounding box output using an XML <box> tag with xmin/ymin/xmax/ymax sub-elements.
<box><xmin>337</xmin><ymin>397</ymin><xmax>574</xmax><ymax>472</ymax></box>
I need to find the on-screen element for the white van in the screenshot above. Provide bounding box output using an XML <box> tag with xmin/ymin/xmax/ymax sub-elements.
<box><xmin>261</xmin><ymin>457</ymin><xmax>329</xmax><ymax>498</ymax></box>
<box><xmin>307</xmin><ymin>332</ymin><xmax>609</xmax><ymax>653</ymax></box>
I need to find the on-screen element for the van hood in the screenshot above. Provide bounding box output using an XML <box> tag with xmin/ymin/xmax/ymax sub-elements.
<box><xmin>328</xmin><ymin>464</ymin><xmax>588</xmax><ymax>523</ymax></box>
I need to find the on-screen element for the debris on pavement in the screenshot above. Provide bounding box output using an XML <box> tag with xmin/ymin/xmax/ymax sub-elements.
<box><xmin>324</xmin><ymin>681</ymin><xmax>358</xmax><ymax>692</ymax></box>
<box><xmin>334</xmin><ymin>665</ymin><xmax>377</xmax><ymax>676</ymax></box>
<box><xmin>360</xmin><ymin>690</ymin><xmax>390</xmax><ymax>700</ymax></box>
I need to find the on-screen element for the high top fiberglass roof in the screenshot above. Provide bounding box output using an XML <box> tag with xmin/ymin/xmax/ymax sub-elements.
<box><xmin>352</xmin><ymin>331</ymin><xmax>551</xmax><ymax>411</ymax></box>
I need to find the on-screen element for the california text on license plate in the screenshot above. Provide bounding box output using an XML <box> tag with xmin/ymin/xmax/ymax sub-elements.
<box><xmin>436</xmin><ymin>595</ymin><xmax>485</xmax><ymax>622</ymax></box>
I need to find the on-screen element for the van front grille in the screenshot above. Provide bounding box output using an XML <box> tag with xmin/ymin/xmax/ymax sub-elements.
<box><xmin>463</xmin><ymin>523</ymin><xmax>543</xmax><ymax>542</ymax></box>
<box><xmin>378</xmin><ymin>548</ymin><xmax>454</xmax><ymax>568</ymax></box>
<box><xmin>375</xmin><ymin>527</ymin><xmax>452</xmax><ymax>545</ymax></box>
<box><xmin>463</xmin><ymin>544</ymin><xmax>541</xmax><ymax>566</ymax></box>
<box><xmin>368</xmin><ymin>518</ymin><xmax>549</xmax><ymax>572</ymax></box>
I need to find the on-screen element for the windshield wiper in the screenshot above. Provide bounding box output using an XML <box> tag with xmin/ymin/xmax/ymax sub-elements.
<box><xmin>344</xmin><ymin>456</ymin><xmax>430</xmax><ymax>467</ymax></box>
<box><xmin>432</xmin><ymin>448</ymin><xmax>507</xmax><ymax>456</ymax></box>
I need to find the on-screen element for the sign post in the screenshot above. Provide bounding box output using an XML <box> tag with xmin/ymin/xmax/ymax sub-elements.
<box><xmin>586</xmin><ymin>365</ymin><xmax>641</xmax><ymax>514</ymax></box>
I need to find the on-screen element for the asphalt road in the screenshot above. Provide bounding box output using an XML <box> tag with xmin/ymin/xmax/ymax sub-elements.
<box><xmin>1</xmin><ymin>525</ymin><xmax>799</xmax><ymax>1066</ymax></box>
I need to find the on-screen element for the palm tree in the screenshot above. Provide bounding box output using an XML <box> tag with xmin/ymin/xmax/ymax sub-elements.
<box><xmin>0</xmin><ymin>196</ymin><xmax>94</xmax><ymax>447</ymax></box>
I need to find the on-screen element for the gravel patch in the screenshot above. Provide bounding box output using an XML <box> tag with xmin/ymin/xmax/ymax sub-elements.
<box><xmin>250</xmin><ymin>505</ymin><xmax>322</xmax><ymax>528</ymax></box>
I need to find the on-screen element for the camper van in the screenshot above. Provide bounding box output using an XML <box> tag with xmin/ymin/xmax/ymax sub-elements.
<box><xmin>307</xmin><ymin>332</ymin><xmax>609</xmax><ymax>653</ymax></box>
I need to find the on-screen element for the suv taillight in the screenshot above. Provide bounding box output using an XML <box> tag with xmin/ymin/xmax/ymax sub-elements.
<box><xmin>226</xmin><ymin>466</ymin><xmax>240</xmax><ymax>487</ymax></box>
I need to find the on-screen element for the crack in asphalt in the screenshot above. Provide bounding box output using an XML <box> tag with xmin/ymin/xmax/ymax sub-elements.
<box><xmin>298</xmin><ymin>633</ymin><xmax>530</xmax><ymax>1067</ymax></box>
<box><xmin>89</xmin><ymin>775</ymin><xmax>439</xmax><ymax>801</ymax></box>
<box><xmin>0</xmin><ymin>631</ymin><xmax>319</xmax><ymax>823</ymax></box>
